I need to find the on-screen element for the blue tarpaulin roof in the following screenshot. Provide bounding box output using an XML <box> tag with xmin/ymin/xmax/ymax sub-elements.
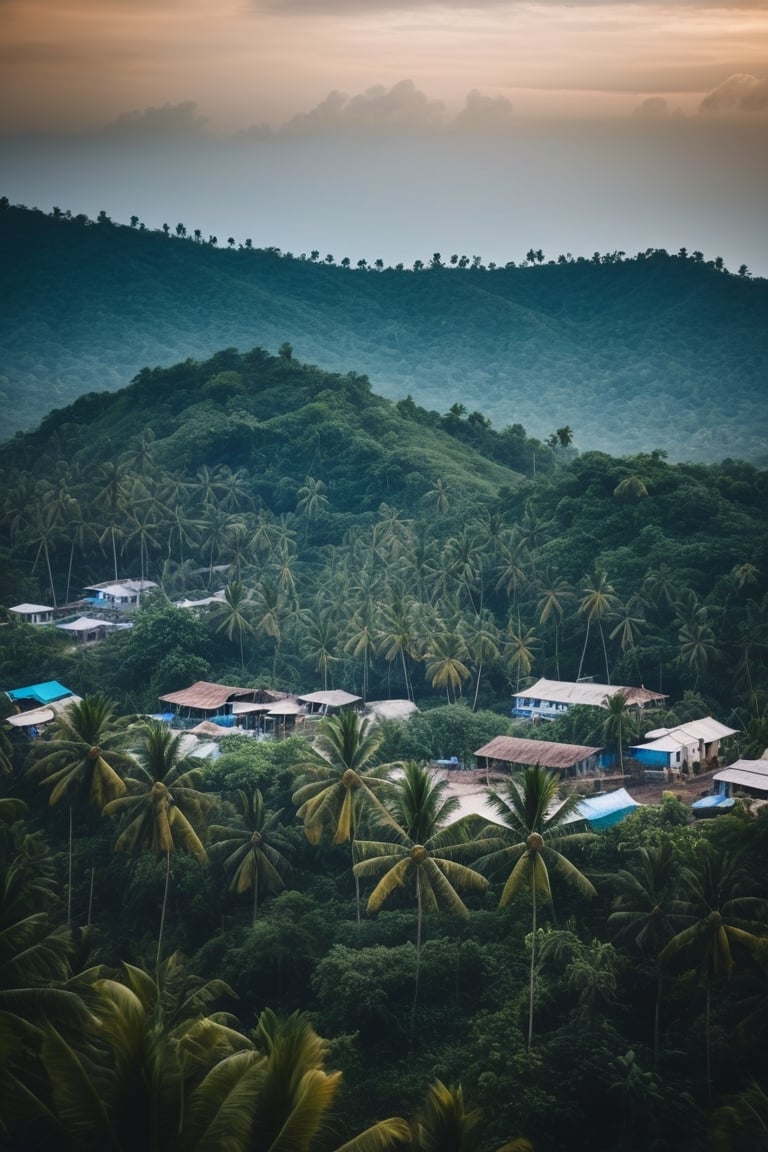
<box><xmin>6</xmin><ymin>680</ymin><xmax>73</xmax><ymax>705</ymax></box>
<box><xmin>573</xmin><ymin>787</ymin><xmax>641</xmax><ymax>830</ymax></box>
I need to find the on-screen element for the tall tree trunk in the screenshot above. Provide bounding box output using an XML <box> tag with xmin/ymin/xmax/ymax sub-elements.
<box><xmin>410</xmin><ymin>871</ymin><xmax>423</xmax><ymax>1042</ymax></box>
<box><xmin>67</xmin><ymin>803</ymin><xmax>73</xmax><ymax>925</ymax></box>
<box><xmin>654</xmin><ymin>968</ymin><xmax>662</xmax><ymax>1068</ymax></box>
<box><xmin>157</xmin><ymin>850</ymin><xmax>171</xmax><ymax>970</ymax></box>
<box><xmin>528</xmin><ymin>881</ymin><xmax>537</xmax><ymax>1049</ymax></box>
<box><xmin>577</xmin><ymin>620</ymin><xmax>591</xmax><ymax>681</ymax></box>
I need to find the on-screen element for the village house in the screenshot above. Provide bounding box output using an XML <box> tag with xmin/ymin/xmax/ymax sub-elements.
<box><xmin>474</xmin><ymin>734</ymin><xmax>608</xmax><ymax>779</ymax></box>
<box><xmin>83</xmin><ymin>578</ymin><xmax>158</xmax><ymax>610</ymax></box>
<box><xmin>629</xmin><ymin>716</ymin><xmax>737</xmax><ymax>774</ymax></box>
<box><xmin>512</xmin><ymin>677</ymin><xmax>666</xmax><ymax>720</ymax></box>
<box><xmin>9</xmin><ymin>603</ymin><xmax>55</xmax><ymax>625</ymax></box>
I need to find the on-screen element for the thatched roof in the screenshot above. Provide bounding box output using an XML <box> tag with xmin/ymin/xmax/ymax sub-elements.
<box><xmin>474</xmin><ymin>735</ymin><xmax>603</xmax><ymax>771</ymax></box>
<box><xmin>159</xmin><ymin>681</ymin><xmax>255</xmax><ymax>711</ymax></box>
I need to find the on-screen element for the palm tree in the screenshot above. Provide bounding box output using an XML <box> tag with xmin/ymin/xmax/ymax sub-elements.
<box><xmin>26</xmin><ymin>695</ymin><xmax>132</xmax><ymax>923</ymax></box>
<box><xmin>103</xmin><ymin>721</ymin><xmax>211</xmax><ymax>967</ymax></box>
<box><xmin>536</xmin><ymin>572</ymin><xmax>573</xmax><ymax>680</ymax></box>
<box><xmin>37</xmin><ymin>953</ymin><xmax>255</xmax><ymax>1152</ymax></box>
<box><xmin>304</xmin><ymin>612</ymin><xmax>339</xmax><ymax>691</ymax></box>
<box><xmin>425</xmin><ymin>477</ymin><xmax>450</xmax><ymax>516</ymax></box>
<box><xmin>503</xmin><ymin>622</ymin><xmax>539</xmax><ymax>692</ymax></box>
<box><xmin>677</xmin><ymin>619</ymin><xmax>719</xmax><ymax>689</ymax></box>
<box><xmin>660</xmin><ymin>843</ymin><xmax>766</xmax><ymax>1101</ymax></box>
<box><xmin>94</xmin><ymin>460</ymin><xmax>130</xmax><ymax>582</ymax></box>
<box><xmin>608</xmin><ymin>842</ymin><xmax>679</xmax><ymax>1066</ymax></box>
<box><xmin>377</xmin><ymin>592</ymin><xmax>420</xmax><ymax>701</ymax></box>
<box><xmin>344</xmin><ymin>597</ymin><xmax>379</xmax><ymax>703</ymax></box>
<box><xmin>23</xmin><ymin>497</ymin><xmax>63</xmax><ymax>607</ymax></box>
<box><xmin>411</xmin><ymin>1077</ymin><xmax>532</xmax><ymax>1152</ymax></box>
<box><xmin>600</xmin><ymin>691</ymin><xmax>639</xmax><ymax>776</ymax></box>
<box><xmin>250</xmin><ymin>1008</ymin><xmax>410</xmax><ymax>1152</ymax></box>
<box><xmin>477</xmin><ymin>765</ymin><xmax>596</xmax><ymax>1048</ymax></box>
<box><xmin>293</xmin><ymin>711</ymin><xmax>391</xmax><ymax>847</ymax></box>
<box><xmin>424</xmin><ymin>630</ymin><xmax>471</xmax><ymax>702</ymax></box>
<box><xmin>209</xmin><ymin>789</ymin><xmax>292</xmax><ymax>924</ymax></box>
<box><xmin>296</xmin><ymin>476</ymin><xmax>329</xmax><ymax>541</ymax></box>
<box><xmin>353</xmin><ymin>761</ymin><xmax>487</xmax><ymax>1033</ymax></box>
<box><xmin>462</xmin><ymin>612</ymin><xmax>500</xmax><ymax>712</ymax></box>
<box><xmin>208</xmin><ymin>580</ymin><xmax>254</xmax><ymax>670</ymax></box>
<box><xmin>577</xmin><ymin>571</ymin><xmax>619</xmax><ymax>682</ymax></box>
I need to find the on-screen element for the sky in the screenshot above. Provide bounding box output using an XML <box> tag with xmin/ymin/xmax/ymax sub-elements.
<box><xmin>1</xmin><ymin>0</ymin><xmax>767</xmax><ymax>273</ymax></box>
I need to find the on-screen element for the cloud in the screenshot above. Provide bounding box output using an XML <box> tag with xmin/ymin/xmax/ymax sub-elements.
<box><xmin>264</xmin><ymin>0</ymin><xmax>768</xmax><ymax>11</ymax></box>
<box><xmin>452</xmin><ymin>89</ymin><xmax>515</xmax><ymax>131</ymax></box>
<box><xmin>699</xmin><ymin>74</ymin><xmax>768</xmax><ymax>114</ymax></box>
<box><xmin>99</xmin><ymin>101</ymin><xmax>209</xmax><ymax>138</ymax></box>
<box><xmin>630</xmin><ymin>96</ymin><xmax>684</xmax><ymax>120</ymax></box>
<box><xmin>281</xmin><ymin>80</ymin><xmax>446</xmax><ymax>135</ymax></box>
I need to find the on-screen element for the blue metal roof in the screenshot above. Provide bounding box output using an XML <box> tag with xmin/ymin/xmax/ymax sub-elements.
<box><xmin>6</xmin><ymin>680</ymin><xmax>73</xmax><ymax>704</ymax></box>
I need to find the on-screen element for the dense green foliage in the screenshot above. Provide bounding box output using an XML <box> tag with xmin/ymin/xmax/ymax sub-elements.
<box><xmin>1</xmin><ymin>346</ymin><xmax>767</xmax><ymax>738</ymax></box>
<box><xmin>2</xmin><ymin>342</ymin><xmax>768</xmax><ymax>1147</ymax></box>
<box><xmin>2</xmin><ymin>715</ymin><xmax>768</xmax><ymax>1151</ymax></box>
<box><xmin>2</xmin><ymin>200</ymin><xmax>767</xmax><ymax>461</ymax></box>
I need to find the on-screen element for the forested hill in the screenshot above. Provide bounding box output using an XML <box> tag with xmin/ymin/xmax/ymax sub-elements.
<box><xmin>2</xmin><ymin>200</ymin><xmax>767</xmax><ymax>462</ymax></box>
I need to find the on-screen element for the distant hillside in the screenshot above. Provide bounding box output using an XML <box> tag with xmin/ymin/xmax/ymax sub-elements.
<box><xmin>2</xmin><ymin>201</ymin><xmax>767</xmax><ymax>461</ymax></box>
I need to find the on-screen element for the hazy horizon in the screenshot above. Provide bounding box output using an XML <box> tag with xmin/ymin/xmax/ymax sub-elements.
<box><xmin>2</xmin><ymin>2</ymin><xmax>767</xmax><ymax>275</ymax></box>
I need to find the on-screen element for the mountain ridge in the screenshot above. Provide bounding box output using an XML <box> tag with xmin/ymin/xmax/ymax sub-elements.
<box><xmin>2</xmin><ymin>201</ymin><xmax>766</xmax><ymax>461</ymax></box>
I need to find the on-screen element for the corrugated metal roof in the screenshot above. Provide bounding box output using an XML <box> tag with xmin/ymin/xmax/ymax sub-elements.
<box><xmin>714</xmin><ymin>759</ymin><xmax>768</xmax><ymax>792</ymax></box>
<box><xmin>474</xmin><ymin>735</ymin><xmax>603</xmax><ymax>770</ymax></box>
<box><xmin>513</xmin><ymin>678</ymin><xmax>665</xmax><ymax>709</ymax></box>
<box><xmin>644</xmin><ymin>717</ymin><xmax>737</xmax><ymax>742</ymax></box>
<box><xmin>714</xmin><ymin>768</ymin><xmax>768</xmax><ymax>793</ymax></box>
<box><xmin>9</xmin><ymin>603</ymin><xmax>54</xmax><ymax>614</ymax></box>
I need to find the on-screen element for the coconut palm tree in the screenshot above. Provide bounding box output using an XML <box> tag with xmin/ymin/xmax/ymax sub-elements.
<box><xmin>353</xmin><ymin>761</ymin><xmax>488</xmax><ymax>1033</ymax></box>
<box><xmin>249</xmin><ymin>1008</ymin><xmax>410</xmax><ymax>1152</ymax></box>
<box><xmin>103</xmin><ymin>721</ymin><xmax>211</xmax><ymax>967</ymax></box>
<box><xmin>411</xmin><ymin>1077</ymin><xmax>532</xmax><ymax>1152</ymax></box>
<box><xmin>577</xmin><ymin>571</ymin><xmax>619</xmax><ymax>682</ymax></box>
<box><xmin>477</xmin><ymin>765</ymin><xmax>596</xmax><ymax>1048</ymax></box>
<box><xmin>37</xmin><ymin>953</ymin><xmax>254</xmax><ymax>1152</ymax></box>
<box><xmin>536</xmin><ymin>572</ymin><xmax>573</xmax><ymax>681</ymax></box>
<box><xmin>660</xmin><ymin>843</ymin><xmax>766</xmax><ymax>1101</ymax></box>
<box><xmin>293</xmin><ymin>711</ymin><xmax>392</xmax><ymax>847</ymax></box>
<box><xmin>0</xmin><ymin>809</ymin><xmax>93</xmax><ymax>1145</ymax></box>
<box><xmin>503</xmin><ymin>622</ymin><xmax>539</xmax><ymax>692</ymax></box>
<box><xmin>600</xmin><ymin>691</ymin><xmax>639</xmax><ymax>776</ymax></box>
<box><xmin>209</xmin><ymin>789</ymin><xmax>292</xmax><ymax>924</ymax></box>
<box><xmin>26</xmin><ymin>695</ymin><xmax>132</xmax><ymax>923</ymax></box>
<box><xmin>424</xmin><ymin>630</ymin><xmax>471</xmax><ymax>702</ymax></box>
<box><xmin>462</xmin><ymin>612</ymin><xmax>500</xmax><ymax>712</ymax></box>
<box><xmin>208</xmin><ymin>580</ymin><xmax>254</xmax><ymax>671</ymax></box>
<box><xmin>608</xmin><ymin>841</ymin><xmax>679</xmax><ymax>1066</ymax></box>
<box><xmin>296</xmin><ymin>476</ymin><xmax>329</xmax><ymax>541</ymax></box>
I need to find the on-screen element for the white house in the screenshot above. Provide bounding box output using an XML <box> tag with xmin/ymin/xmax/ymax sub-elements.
<box><xmin>512</xmin><ymin>678</ymin><xmax>666</xmax><ymax>720</ymax></box>
<box><xmin>630</xmin><ymin>716</ymin><xmax>737</xmax><ymax>772</ymax></box>
<box><xmin>83</xmin><ymin>579</ymin><xmax>157</xmax><ymax>609</ymax></box>
<box><xmin>713</xmin><ymin>758</ymin><xmax>768</xmax><ymax>800</ymax></box>
<box><xmin>9</xmin><ymin>603</ymin><xmax>55</xmax><ymax>625</ymax></box>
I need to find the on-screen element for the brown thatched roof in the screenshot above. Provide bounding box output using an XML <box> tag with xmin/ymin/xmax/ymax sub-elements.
<box><xmin>474</xmin><ymin>735</ymin><xmax>603</xmax><ymax>771</ymax></box>
<box><xmin>159</xmin><ymin>681</ymin><xmax>254</xmax><ymax>711</ymax></box>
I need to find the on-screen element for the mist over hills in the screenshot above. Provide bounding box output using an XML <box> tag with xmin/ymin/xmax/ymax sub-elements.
<box><xmin>2</xmin><ymin>200</ymin><xmax>766</xmax><ymax>462</ymax></box>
